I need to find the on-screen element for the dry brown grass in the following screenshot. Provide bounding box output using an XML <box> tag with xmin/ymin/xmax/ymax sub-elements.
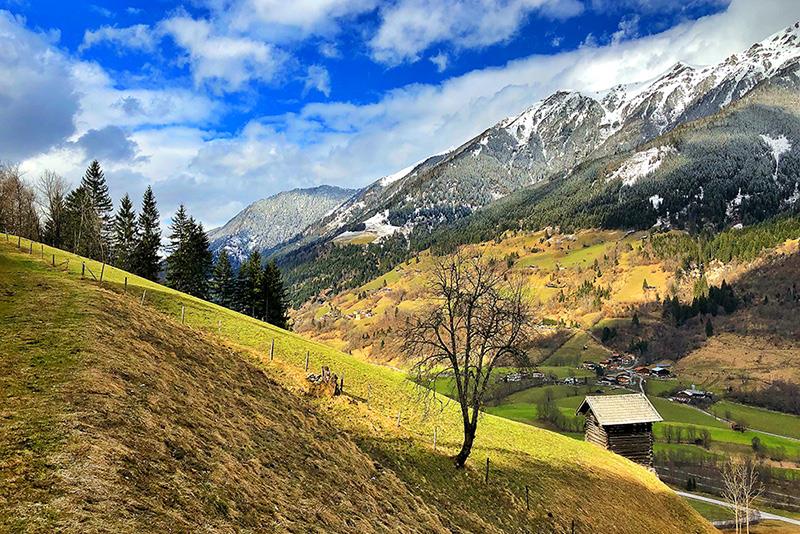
<box><xmin>0</xmin><ymin>249</ymin><xmax>450</xmax><ymax>533</ymax></box>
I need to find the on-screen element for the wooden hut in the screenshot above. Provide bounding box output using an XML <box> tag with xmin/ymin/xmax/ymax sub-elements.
<box><xmin>576</xmin><ymin>393</ymin><xmax>662</xmax><ymax>468</ymax></box>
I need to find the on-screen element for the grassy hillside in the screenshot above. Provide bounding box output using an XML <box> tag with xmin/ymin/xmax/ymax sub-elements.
<box><xmin>0</xmin><ymin>236</ymin><xmax>715</xmax><ymax>533</ymax></box>
<box><xmin>294</xmin><ymin>227</ymin><xmax>800</xmax><ymax>388</ymax></box>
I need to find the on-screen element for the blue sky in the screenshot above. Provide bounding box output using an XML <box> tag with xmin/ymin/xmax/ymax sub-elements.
<box><xmin>3</xmin><ymin>0</ymin><xmax>800</xmax><ymax>229</ymax></box>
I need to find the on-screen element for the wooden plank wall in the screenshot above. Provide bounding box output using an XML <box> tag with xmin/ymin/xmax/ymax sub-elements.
<box><xmin>583</xmin><ymin>414</ymin><xmax>654</xmax><ymax>467</ymax></box>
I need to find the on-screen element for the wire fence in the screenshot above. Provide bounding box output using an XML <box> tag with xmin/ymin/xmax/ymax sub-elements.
<box><xmin>2</xmin><ymin>231</ymin><xmax>595</xmax><ymax>531</ymax></box>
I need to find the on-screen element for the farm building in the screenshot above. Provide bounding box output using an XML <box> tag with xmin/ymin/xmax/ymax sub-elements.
<box><xmin>576</xmin><ymin>393</ymin><xmax>662</xmax><ymax>468</ymax></box>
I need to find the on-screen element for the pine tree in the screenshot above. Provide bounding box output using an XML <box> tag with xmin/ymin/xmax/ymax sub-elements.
<box><xmin>42</xmin><ymin>192</ymin><xmax>66</xmax><ymax>248</ymax></box>
<box><xmin>165</xmin><ymin>205</ymin><xmax>191</xmax><ymax>292</ymax></box>
<box><xmin>184</xmin><ymin>217</ymin><xmax>212</xmax><ymax>299</ymax></box>
<box><xmin>111</xmin><ymin>194</ymin><xmax>138</xmax><ymax>271</ymax></box>
<box><xmin>211</xmin><ymin>250</ymin><xmax>236</xmax><ymax>308</ymax></box>
<box><xmin>39</xmin><ymin>172</ymin><xmax>67</xmax><ymax>248</ymax></box>
<box><xmin>236</xmin><ymin>250</ymin><xmax>261</xmax><ymax>316</ymax></box>
<box><xmin>705</xmin><ymin>318</ymin><xmax>714</xmax><ymax>337</ymax></box>
<box><xmin>63</xmin><ymin>185</ymin><xmax>94</xmax><ymax>256</ymax></box>
<box><xmin>262</xmin><ymin>260</ymin><xmax>290</xmax><ymax>329</ymax></box>
<box><xmin>131</xmin><ymin>186</ymin><xmax>161</xmax><ymax>281</ymax></box>
<box><xmin>80</xmin><ymin>160</ymin><xmax>114</xmax><ymax>259</ymax></box>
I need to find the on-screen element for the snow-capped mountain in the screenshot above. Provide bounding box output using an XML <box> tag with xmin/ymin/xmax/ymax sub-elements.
<box><xmin>298</xmin><ymin>22</ymin><xmax>800</xmax><ymax>246</ymax></box>
<box><xmin>209</xmin><ymin>185</ymin><xmax>355</xmax><ymax>263</ymax></box>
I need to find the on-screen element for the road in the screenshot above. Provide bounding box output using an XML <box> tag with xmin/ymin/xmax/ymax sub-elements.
<box><xmin>676</xmin><ymin>491</ymin><xmax>800</xmax><ymax>526</ymax></box>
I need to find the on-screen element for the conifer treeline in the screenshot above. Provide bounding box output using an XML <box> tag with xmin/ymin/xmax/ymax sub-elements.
<box><xmin>11</xmin><ymin>159</ymin><xmax>290</xmax><ymax>329</ymax></box>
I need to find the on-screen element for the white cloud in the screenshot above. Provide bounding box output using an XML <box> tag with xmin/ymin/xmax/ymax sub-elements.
<box><xmin>319</xmin><ymin>42</ymin><xmax>341</xmax><ymax>58</ymax></box>
<box><xmin>69</xmin><ymin>60</ymin><xmax>221</xmax><ymax>135</ymax></box>
<box><xmin>369</xmin><ymin>0</ymin><xmax>584</xmax><ymax>64</ymax></box>
<box><xmin>429</xmin><ymin>51</ymin><xmax>449</xmax><ymax>72</ymax></box>
<box><xmin>221</xmin><ymin>0</ymin><xmax>377</xmax><ymax>40</ymax></box>
<box><xmin>161</xmin><ymin>15</ymin><xmax>287</xmax><ymax>93</ymax></box>
<box><xmin>611</xmin><ymin>15</ymin><xmax>640</xmax><ymax>45</ymax></box>
<box><xmin>0</xmin><ymin>11</ymin><xmax>79</xmax><ymax>160</ymax></box>
<box><xmin>303</xmin><ymin>65</ymin><xmax>331</xmax><ymax>97</ymax></box>
<box><xmin>80</xmin><ymin>24</ymin><xmax>156</xmax><ymax>52</ymax></box>
<box><xmin>14</xmin><ymin>0</ymin><xmax>800</xmax><ymax>232</ymax></box>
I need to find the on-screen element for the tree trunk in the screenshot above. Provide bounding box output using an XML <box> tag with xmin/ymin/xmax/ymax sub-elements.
<box><xmin>454</xmin><ymin>421</ymin><xmax>476</xmax><ymax>468</ymax></box>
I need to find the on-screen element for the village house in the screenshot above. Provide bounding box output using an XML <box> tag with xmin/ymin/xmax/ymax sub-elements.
<box><xmin>672</xmin><ymin>386</ymin><xmax>713</xmax><ymax>405</ymax></box>
<box><xmin>650</xmin><ymin>366</ymin><xmax>671</xmax><ymax>378</ymax></box>
<box><xmin>576</xmin><ymin>393</ymin><xmax>663</xmax><ymax>468</ymax></box>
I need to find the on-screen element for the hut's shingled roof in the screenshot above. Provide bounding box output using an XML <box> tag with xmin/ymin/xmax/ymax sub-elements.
<box><xmin>576</xmin><ymin>393</ymin><xmax>663</xmax><ymax>426</ymax></box>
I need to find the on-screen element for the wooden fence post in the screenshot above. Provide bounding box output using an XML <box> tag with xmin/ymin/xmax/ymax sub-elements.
<box><xmin>181</xmin><ymin>305</ymin><xmax>185</xmax><ymax>324</ymax></box>
<box><xmin>485</xmin><ymin>457</ymin><xmax>490</xmax><ymax>484</ymax></box>
<box><xmin>304</xmin><ymin>351</ymin><xmax>309</xmax><ymax>371</ymax></box>
<box><xmin>17</xmin><ymin>235</ymin><xmax>21</xmax><ymax>248</ymax></box>
<box><xmin>217</xmin><ymin>319</ymin><xmax>221</xmax><ymax>334</ymax></box>
<box><xmin>124</xmin><ymin>277</ymin><xmax>128</xmax><ymax>291</ymax></box>
<box><xmin>29</xmin><ymin>241</ymin><xmax>33</xmax><ymax>254</ymax></box>
<box><xmin>81</xmin><ymin>262</ymin><xmax>85</xmax><ymax>278</ymax></box>
<box><xmin>99</xmin><ymin>263</ymin><xmax>105</xmax><ymax>282</ymax></box>
<box><xmin>571</xmin><ymin>519</ymin><xmax>575</xmax><ymax>534</ymax></box>
<box><xmin>51</xmin><ymin>254</ymin><xmax>55</xmax><ymax>266</ymax></box>
<box><xmin>269</xmin><ymin>339</ymin><xmax>274</xmax><ymax>361</ymax></box>
<box><xmin>141</xmin><ymin>289</ymin><xmax>146</xmax><ymax>305</ymax></box>
<box><xmin>525</xmin><ymin>485</ymin><xmax>529</xmax><ymax>510</ymax></box>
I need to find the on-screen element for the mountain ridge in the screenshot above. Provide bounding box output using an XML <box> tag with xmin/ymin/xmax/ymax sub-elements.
<box><xmin>209</xmin><ymin>184</ymin><xmax>356</xmax><ymax>263</ymax></box>
<box><xmin>274</xmin><ymin>22</ymin><xmax>800</xmax><ymax>304</ymax></box>
<box><xmin>290</xmin><ymin>21</ymin><xmax>800</xmax><ymax>249</ymax></box>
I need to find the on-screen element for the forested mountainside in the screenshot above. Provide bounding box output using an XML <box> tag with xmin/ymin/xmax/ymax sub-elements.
<box><xmin>209</xmin><ymin>185</ymin><xmax>355</xmax><ymax>265</ymax></box>
<box><xmin>294</xmin><ymin>221</ymin><xmax>800</xmax><ymax>385</ymax></box>
<box><xmin>276</xmin><ymin>24</ymin><xmax>800</xmax><ymax>305</ymax></box>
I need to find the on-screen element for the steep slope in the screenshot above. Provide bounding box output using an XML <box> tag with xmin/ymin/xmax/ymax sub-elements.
<box><xmin>209</xmin><ymin>185</ymin><xmax>355</xmax><ymax>263</ymax></box>
<box><xmin>0</xmin><ymin>244</ymin><xmax>447</xmax><ymax>532</ymax></box>
<box><xmin>432</xmin><ymin>67</ymin><xmax>800</xmax><ymax>249</ymax></box>
<box><xmin>0</xmin><ymin>236</ymin><xmax>716</xmax><ymax>533</ymax></box>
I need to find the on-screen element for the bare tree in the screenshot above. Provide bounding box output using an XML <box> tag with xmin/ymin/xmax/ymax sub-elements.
<box><xmin>0</xmin><ymin>163</ymin><xmax>39</xmax><ymax>239</ymax></box>
<box><xmin>403</xmin><ymin>254</ymin><xmax>531</xmax><ymax>468</ymax></box>
<box><xmin>36</xmin><ymin>170</ymin><xmax>68</xmax><ymax>247</ymax></box>
<box><xmin>722</xmin><ymin>457</ymin><xmax>764</xmax><ymax>534</ymax></box>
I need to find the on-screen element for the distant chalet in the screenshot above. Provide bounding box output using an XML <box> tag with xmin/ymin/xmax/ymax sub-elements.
<box><xmin>576</xmin><ymin>394</ymin><xmax>663</xmax><ymax>469</ymax></box>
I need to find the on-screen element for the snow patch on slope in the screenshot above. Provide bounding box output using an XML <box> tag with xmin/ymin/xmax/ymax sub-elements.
<box><xmin>607</xmin><ymin>146</ymin><xmax>676</xmax><ymax>187</ymax></box>
<box><xmin>649</xmin><ymin>194</ymin><xmax>664</xmax><ymax>210</ymax></box>
<box><xmin>760</xmin><ymin>134</ymin><xmax>792</xmax><ymax>180</ymax></box>
<box><xmin>379</xmin><ymin>164</ymin><xmax>417</xmax><ymax>187</ymax></box>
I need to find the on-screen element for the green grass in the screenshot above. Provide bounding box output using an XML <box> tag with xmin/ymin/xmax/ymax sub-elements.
<box><xmin>644</xmin><ymin>379</ymin><xmax>687</xmax><ymax>397</ymax></box>
<box><xmin>0</xmin><ymin>248</ymin><xmax>90</xmax><ymax>530</ymax></box>
<box><xmin>649</xmin><ymin>397</ymin><xmax>728</xmax><ymax>429</ymax></box>
<box><xmin>710</xmin><ymin>401</ymin><xmax>800</xmax><ymax>440</ymax></box>
<box><xmin>685</xmin><ymin>499</ymin><xmax>734</xmax><ymax>522</ymax></box>
<box><xmin>515</xmin><ymin>237</ymin><xmax>616</xmax><ymax>272</ymax></box>
<box><xmin>0</xmin><ymin>236</ymin><xmax>718</xmax><ymax>534</ymax></box>
<box><xmin>542</xmin><ymin>331</ymin><xmax>611</xmax><ymax>366</ymax></box>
